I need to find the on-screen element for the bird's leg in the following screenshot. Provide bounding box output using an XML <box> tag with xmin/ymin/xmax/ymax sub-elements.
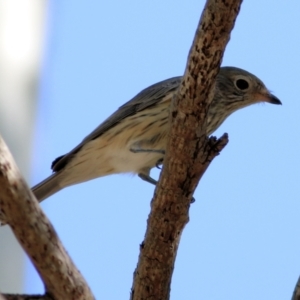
<box><xmin>132</xmin><ymin>142</ymin><xmax>195</xmax><ymax>202</ymax></box>
<box><xmin>138</xmin><ymin>156</ymin><xmax>163</xmax><ymax>184</ymax></box>
<box><xmin>130</xmin><ymin>140</ymin><xmax>165</xmax><ymax>184</ymax></box>
<box><xmin>138</xmin><ymin>167</ymin><xmax>158</xmax><ymax>185</ymax></box>
<box><xmin>138</xmin><ymin>165</ymin><xmax>195</xmax><ymax>203</ymax></box>
<box><xmin>138</xmin><ymin>158</ymin><xmax>163</xmax><ymax>184</ymax></box>
<box><xmin>138</xmin><ymin>172</ymin><xmax>158</xmax><ymax>185</ymax></box>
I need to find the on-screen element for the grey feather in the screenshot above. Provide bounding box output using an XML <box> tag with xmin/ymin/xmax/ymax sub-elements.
<box><xmin>52</xmin><ymin>76</ymin><xmax>181</xmax><ymax>172</ymax></box>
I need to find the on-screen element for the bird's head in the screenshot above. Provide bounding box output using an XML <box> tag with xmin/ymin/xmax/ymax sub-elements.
<box><xmin>207</xmin><ymin>66</ymin><xmax>281</xmax><ymax>134</ymax></box>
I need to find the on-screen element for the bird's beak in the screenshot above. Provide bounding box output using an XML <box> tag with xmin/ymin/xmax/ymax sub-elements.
<box><xmin>256</xmin><ymin>91</ymin><xmax>282</xmax><ymax>105</ymax></box>
<box><xmin>267</xmin><ymin>93</ymin><xmax>282</xmax><ymax>105</ymax></box>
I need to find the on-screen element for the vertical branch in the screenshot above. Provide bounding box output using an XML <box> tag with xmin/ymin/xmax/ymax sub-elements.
<box><xmin>131</xmin><ymin>0</ymin><xmax>242</xmax><ymax>299</ymax></box>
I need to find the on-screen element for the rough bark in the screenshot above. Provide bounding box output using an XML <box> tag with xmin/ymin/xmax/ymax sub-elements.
<box><xmin>292</xmin><ymin>276</ymin><xmax>300</xmax><ymax>300</ymax></box>
<box><xmin>2</xmin><ymin>294</ymin><xmax>53</xmax><ymax>300</ymax></box>
<box><xmin>131</xmin><ymin>0</ymin><xmax>242</xmax><ymax>299</ymax></box>
<box><xmin>0</xmin><ymin>136</ymin><xmax>94</xmax><ymax>300</ymax></box>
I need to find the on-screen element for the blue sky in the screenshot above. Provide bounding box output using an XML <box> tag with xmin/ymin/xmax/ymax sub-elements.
<box><xmin>27</xmin><ymin>1</ymin><xmax>300</xmax><ymax>299</ymax></box>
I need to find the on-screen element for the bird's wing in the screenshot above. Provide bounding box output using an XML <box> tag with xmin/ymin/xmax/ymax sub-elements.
<box><xmin>52</xmin><ymin>76</ymin><xmax>182</xmax><ymax>172</ymax></box>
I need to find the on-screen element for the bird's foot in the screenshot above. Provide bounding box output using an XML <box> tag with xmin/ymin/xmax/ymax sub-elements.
<box><xmin>155</xmin><ymin>158</ymin><xmax>163</xmax><ymax>169</ymax></box>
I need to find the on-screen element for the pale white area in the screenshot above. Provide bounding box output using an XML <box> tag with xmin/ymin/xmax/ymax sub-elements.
<box><xmin>0</xmin><ymin>0</ymin><xmax>46</xmax><ymax>293</ymax></box>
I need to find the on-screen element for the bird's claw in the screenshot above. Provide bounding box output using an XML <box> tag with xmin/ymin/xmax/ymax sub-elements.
<box><xmin>155</xmin><ymin>158</ymin><xmax>163</xmax><ymax>169</ymax></box>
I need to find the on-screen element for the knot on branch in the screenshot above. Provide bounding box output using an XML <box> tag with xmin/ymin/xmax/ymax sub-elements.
<box><xmin>204</xmin><ymin>133</ymin><xmax>229</xmax><ymax>163</ymax></box>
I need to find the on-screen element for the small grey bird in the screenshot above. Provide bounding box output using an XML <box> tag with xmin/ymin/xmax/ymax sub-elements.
<box><xmin>32</xmin><ymin>67</ymin><xmax>281</xmax><ymax>202</ymax></box>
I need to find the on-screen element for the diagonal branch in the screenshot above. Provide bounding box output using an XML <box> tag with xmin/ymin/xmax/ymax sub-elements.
<box><xmin>2</xmin><ymin>294</ymin><xmax>53</xmax><ymax>300</ymax></box>
<box><xmin>0</xmin><ymin>136</ymin><xmax>94</xmax><ymax>300</ymax></box>
<box><xmin>291</xmin><ymin>276</ymin><xmax>300</xmax><ymax>300</ymax></box>
<box><xmin>131</xmin><ymin>0</ymin><xmax>242</xmax><ymax>299</ymax></box>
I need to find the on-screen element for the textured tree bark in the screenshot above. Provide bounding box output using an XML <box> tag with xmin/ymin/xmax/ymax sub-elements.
<box><xmin>0</xmin><ymin>136</ymin><xmax>94</xmax><ymax>300</ymax></box>
<box><xmin>0</xmin><ymin>294</ymin><xmax>7</xmax><ymax>300</ymax></box>
<box><xmin>292</xmin><ymin>276</ymin><xmax>300</xmax><ymax>300</ymax></box>
<box><xmin>2</xmin><ymin>294</ymin><xmax>53</xmax><ymax>300</ymax></box>
<box><xmin>130</xmin><ymin>0</ymin><xmax>242</xmax><ymax>299</ymax></box>
<box><xmin>0</xmin><ymin>295</ymin><xmax>4</xmax><ymax>300</ymax></box>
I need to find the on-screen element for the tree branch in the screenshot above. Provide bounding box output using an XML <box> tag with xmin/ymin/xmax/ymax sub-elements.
<box><xmin>0</xmin><ymin>136</ymin><xmax>94</xmax><ymax>300</ymax></box>
<box><xmin>2</xmin><ymin>294</ymin><xmax>53</xmax><ymax>300</ymax></box>
<box><xmin>0</xmin><ymin>293</ymin><xmax>7</xmax><ymax>300</ymax></box>
<box><xmin>292</xmin><ymin>276</ymin><xmax>300</xmax><ymax>300</ymax></box>
<box><xmin>131</xmin><ymin>0</ymin><xmax>242</xmax><ymax>299</ymax></box>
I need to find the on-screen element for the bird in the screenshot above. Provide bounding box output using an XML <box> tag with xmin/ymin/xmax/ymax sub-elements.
<box><xmin>32</xmin><ymin>67</ymin><xmax>281</xmax><ymax>202</ymax></box>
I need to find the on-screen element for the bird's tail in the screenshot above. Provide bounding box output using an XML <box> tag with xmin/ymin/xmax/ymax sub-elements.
<box><xmin>32</xmin><ymin>172</ymin><xmax>64</xmax><ymax>203</ymax></box>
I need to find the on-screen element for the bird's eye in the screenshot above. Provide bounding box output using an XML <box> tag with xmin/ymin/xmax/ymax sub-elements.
<box><xmin>235</xmin><ymin>79</ymin><xmax>249</xmax><ymax>90</ymax></box>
